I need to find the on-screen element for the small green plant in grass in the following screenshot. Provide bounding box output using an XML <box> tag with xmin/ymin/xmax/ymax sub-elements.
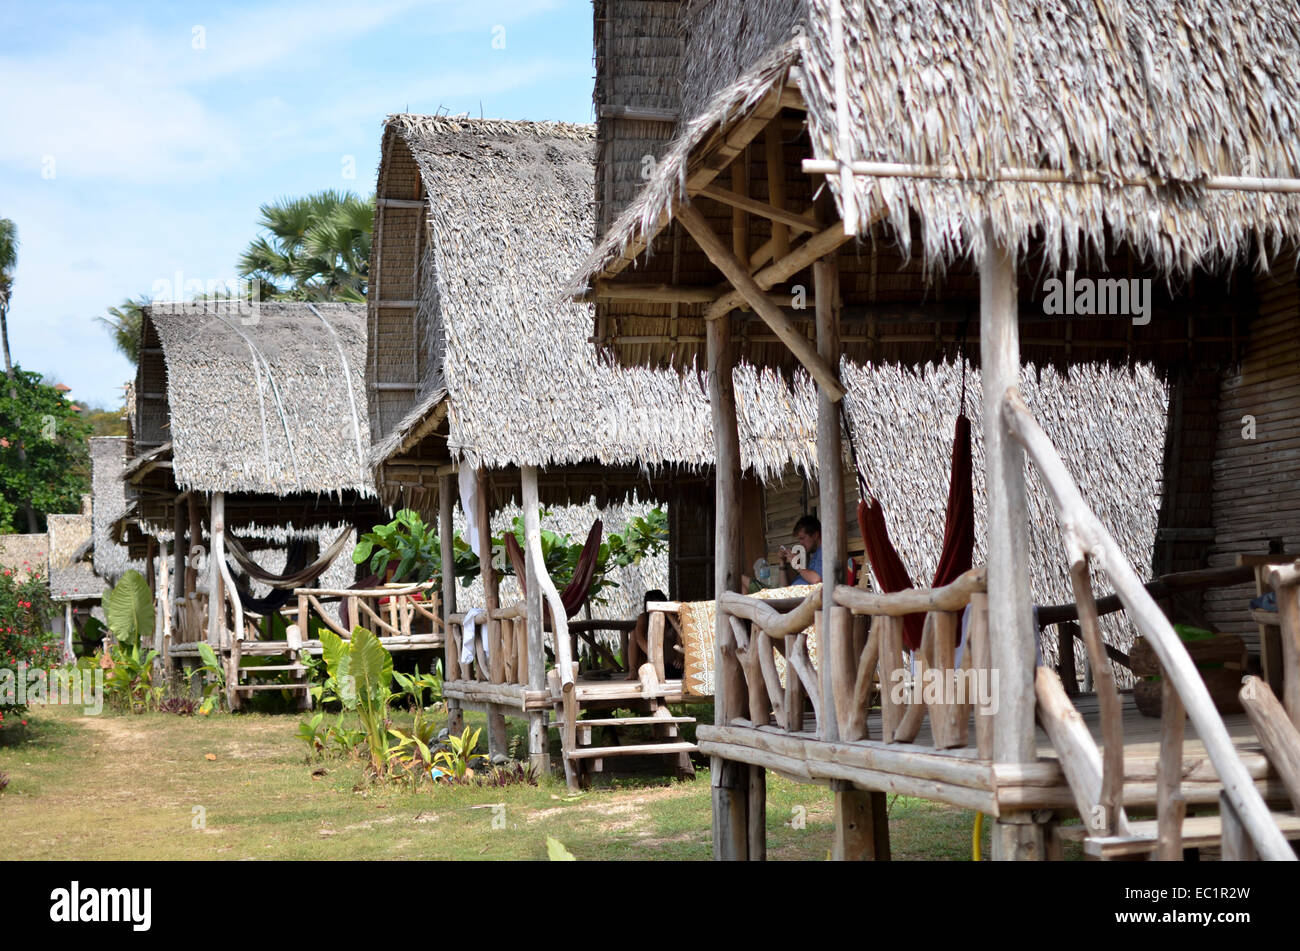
<box><xmin>431</xmin><ymin>726</ymin><xmax>485</xmax><ymax>782</ymax></box>
<box><xmin>297</xmin><ymin>626</ymin><xmax>396</xmax><ymax>777</ymax></box>
<box><xmin>184</xmin><ymin>642</ymin><xmax>226</xmax><ymax>715</ymax></box>
<box><xmin>296</xmin><ymin>711</ymin><xmax>328</xmax><ymax>756</ymax></box>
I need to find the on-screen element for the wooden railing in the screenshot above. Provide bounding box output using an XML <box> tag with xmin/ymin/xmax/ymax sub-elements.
<box><xmin>1003</xmin><ymin>385</ymin><xmax>1295</xmax><ymax>861</ymax></box>
<box><xmin>291</xmin><ymin>582</ymin><xmax>441</xmax><ymax>643</ymax></box>
<box><xmin>716</xmin><ymin>567</ymin><xmax>990</xmax><ymax>753</ymax></box>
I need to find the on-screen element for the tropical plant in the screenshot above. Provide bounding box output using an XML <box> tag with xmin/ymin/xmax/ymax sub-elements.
<box><xmin>237</xmin><ymin>191</ymin><xmax>374</xmax><ymax>301</ymax></box>
<box><xmin>0</xmin><ymin>563</ymin><xmax>58</xmax><ymax>728</ymax></box>
<box><xmin>0</xmin><ymin>368</ymin><xmax>93</xmax><ymax>533</ymax></box>
<box><xmin>352</xmin><ymin>509</ymin><xmax>477</xmax><ymax>586</ymax></box>
<box><xmin>296</xmin><ymin>711</ymin><xmax>328</xmax><ymax>756</ymax></box>
<box><xmin>392</xmin><ymin>661</ymin><xmax>442</xmax><ymax>712</ymax></box>
<box><xmin>103</xmin><ymin>570</ymin><xmax>153</xmax><ymax>648</ymax></box>
<box><xmin>431</xmin><ymin>726</ymin><xmax>486</xmax><ymax>782</ymax></box>
<box><xmin>96</xmin><ymin>296</ymin><xmax>148</xmax><ymax>366</ymax></box>
<box><xmin>495</xmin><ymin>507</ymin><xmax>669</xmax><ymax>605</ymax></box>
<box><xmin>102</xmin><ymin>639</ymin><xmax>160</xmax><ymax>714</ymax></box>
<box><xmin>186</xmin><ymin>642</ymin><xmax>225</xmax><ymax>715</ymax></box>
<box><xmin>547</xmin><ymin>837</ymin><xmax>576</xmax><ymax>861</ymax></box>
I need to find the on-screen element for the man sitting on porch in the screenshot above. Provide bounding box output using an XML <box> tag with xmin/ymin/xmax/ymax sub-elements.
<box><xmin>781</xmin><ymin>515</ymin><xmax>823</xmax><ymax>586</ymax></box>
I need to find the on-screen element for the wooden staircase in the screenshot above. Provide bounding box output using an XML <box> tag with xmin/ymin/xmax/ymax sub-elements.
<box><xmin>224</xmin><ymin>624</ymin><xmax>312</xmax><ymax>712</ymax></box>
<box><xmin>548</xmin><ymin>664</ymin><xmax>698</xmax><ymax>788</ymax></box>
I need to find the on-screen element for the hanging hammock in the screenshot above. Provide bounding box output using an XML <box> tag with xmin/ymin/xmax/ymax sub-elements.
<box><xmin>225</xmin><ymin>527</ymin><xmax>354</xmax><ymax>590</ymax></box>
<box><xmin>849</xmin><ymin>359</ymin><xmax>975</xmax><ymax>652</ymax></box>
<box><xmin>230</xmin><ymin>538</ymin><xmax>308</xmax><ymax>614</ymax></box>
<box><xmin>504</xmin><ymin>519</ymin><xmax>604</xmax><ymax>620</ymax></box>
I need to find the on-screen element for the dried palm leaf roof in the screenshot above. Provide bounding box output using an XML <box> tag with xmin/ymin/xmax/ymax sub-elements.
<box><xmin>140</xmin><ymin>302</ymin><xmax>374</xmax><ymax>498</ymax></box>
<box><xmin>91</xmin><ymin>436</ymin><xmax>137</xmax><ymax>582</ymax></box>
<box><xmin>575</xmin><ymin>0</ymin><xmax>1300</xmax><ymax>292</ymax></box>
<box><xmin>368</xmin><ymin>114</ymin><xmax>818</xmax><ymax>488</ymax></box>
<box><xmin>47</xmin><ymin>512</ymin><xmax>104</xmax><ymax>602</ymax></box>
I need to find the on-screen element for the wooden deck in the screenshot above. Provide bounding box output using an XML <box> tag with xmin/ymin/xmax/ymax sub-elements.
<box><xmin>697</xmin><ymin>690</ymin><xmax>1292</xmax><ymax>818</ymax></box>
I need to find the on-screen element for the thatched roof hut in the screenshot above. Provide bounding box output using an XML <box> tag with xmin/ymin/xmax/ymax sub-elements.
<box><xmin>368</xmin><ymin>113</ymin><xmax>818</xmax><ymax>512</ymax></box>
<box><xmin>572</xmin><ymin>0</ymin><xmax>1300</xmax><ymax>858</ymax></box>
<box><xmin>127</xmin><ymin>301</ymin><xmax>382</xmax><ymax>534</ymax></box>
<box><xmin>90</xmin><ymin>436</ymin><xmax>136</xmax><ymax>581</ymax></box>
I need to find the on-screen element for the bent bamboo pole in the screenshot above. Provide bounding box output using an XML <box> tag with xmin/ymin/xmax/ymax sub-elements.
<box><xmin>1004</xmin><ymin>386</ymin><xmax>1294</xmax><ymax>861</ymax></box>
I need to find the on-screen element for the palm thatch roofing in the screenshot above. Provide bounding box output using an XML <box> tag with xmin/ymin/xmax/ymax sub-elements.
<box><xmin>91</xmin><ymin>436</ymin><xmax>137</xmax><ymax>582</ymax></box>
<box><xmin>137</xmin><ymin>301</ymin><xmax>374</xmax><ymax>498</ymax></box>
<box><xmin>573</xmin><ymin>0</ymin><xmax>1300</xmax><ymax>376</ymax></box>
<box><xmin>368</xmin><ymin>114</ymin><xmax>819</xmax><ymax>506</ymax></box>
<box><xmin>47</xmin><ymin>511</ymin><xmax>104</xmax><ymax>602</ymax></box>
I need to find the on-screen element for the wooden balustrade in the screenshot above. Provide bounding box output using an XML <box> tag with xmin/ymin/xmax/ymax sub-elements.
<box><xmin>715</xmin><ymin>567</ymin><xmax>989</xmax><ymax>752</ymax></box>
<box><xmin>1003</xmin><ymin>384</ymin><xmax>1296</xmax><ymax>861</ymax></box>
<box><xmin>292</xmin><ymin>582</ymin><xmax>441</xmax><ymax>645</ymax></box>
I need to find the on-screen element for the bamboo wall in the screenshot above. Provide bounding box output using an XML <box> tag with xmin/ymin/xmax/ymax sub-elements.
<box><xmin>1204</xmin><ymin>270</ymin><xmax>1300</xmax><ymax>644</ymax></box>
<box><xmin>369</xmin><ymin>133</ymin><xmax>430</xmax><ymax>445</ymax></box>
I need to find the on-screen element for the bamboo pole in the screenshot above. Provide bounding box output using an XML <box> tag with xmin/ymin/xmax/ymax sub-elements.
<box><xmin>980</xmin><ymin>220</ymin><xmax>1043</xmax><ymax>861</ymax></box>
<box><xmin>1157</xmin><ymin>671</ymin><xmax>1186</xmax><ymax>860</ymax></box>
<box><xmin>708</xmin><ymin>313</ymin><xmax>751</xmax><ymax>860</ymax></box>
<box><xmin>1070</xmin><ymin>558</ymin><xmax>1125</xmax><ymax>835</ymax></box>
<box><xmin>522</xmin><ymin>466</ymin><xmax>573</xmax><ymax>786</ymax></box>
<box><xmin>524</xmin><ymin>493</ymin><xmax>548</xmax><ymax>775</ymax></box>
<box><xmin>678</xmin><ymin>202</ymin><xmax>845</xmax><ymax>400</ymax></box>
<box><xmin>1004</xmin><ymin>388</ymin><xmax>1295</xmax><ymax>861</ymax></box>
<box><xmin>475</xmin><ymin>467</ymin><xmax>507</xmax><ymax>757</ymax></box>
<box><xmin>1239</xmin><ymin>676</ymin><xmax>1300</xmax><ymax>813</ymax></box>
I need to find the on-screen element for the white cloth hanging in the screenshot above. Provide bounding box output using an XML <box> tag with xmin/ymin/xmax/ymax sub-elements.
<box><xmin>460</xmin><ymin>607</ymin><xmax>488</xmax><ymax>667</ymax></box>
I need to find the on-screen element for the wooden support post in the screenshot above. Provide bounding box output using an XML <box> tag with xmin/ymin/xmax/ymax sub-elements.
<box><xmin>207</xmin><ymin>493</ymin><xmax>225</xmax><ymax>650</ymax></box>
<box><xmin>764</xmin><ymin>122</ymin><xmax>790</xmax><ymax>260</ymax></box>
<box><xmin>971</xmin><ymin>592</ymin><xmax>993</xmax><ymax>760</ymax></box>
<box><xmin>145</xmin><ymin>535</ymin><xmax>156</xmax><ymax>598</ymax></box>
<box><xmin>708</xmin><ymin>313</ymin><xmax>752</xmax><ymax>860</ymax></box>
<box><xmin>524</xmin><ymin>492</ymin><xmax>549</xmax><ymax>776</ymax></box>
<box><xmin>814</xmin><ymin>255</ymin><xmax>848</xmax><ymax>742</ymax></box>
<box><xmin>678</xmin><ymin>202</ymin><xmax>846</xmax><ymax>400</ymax></box>
<box><xmin>1220</xmin><ymin>790</ymin><xmax>1259</xmax><ymax>861</ymax></box>
<box><xmin>1157</xmin><ymin>670</ymin><xmax>1186</xmax><ymax>860</ymax></box>
<box><xmin>832</xmin><ymin>781</ymin><xmax>891</xmax><ymax>861</ymax></box>
<box><xmin>172</xmin><ymin>495</ymin><xmax>187</xmax><ymax>638</ymax></box>
<box><xmin>185</xmin><ymin>493</ymin><xmax>200</xmax><ymax>600</ymax></box>
<box><xmin>522</xmin><ymin>466</ymin><xmax>575</xmax><ymax>788</ymax></box>
<box><xmin>1057</xmin><ymin>622</ymin><xmax>1079</xmax><ymax>696</ymax></box>
<box><xmin>475</xmin><ymin>468</ymin><xmax>507</xmax><ymax>758</ymax></box>
<box><xmin>1239</xmin><ymin>676</ymin><xmax>1300</xmax><ymax>813</ymax></box>
<box><xmin>439</xmin><ymin>473</ymin><xmax>464</xmax><ymax>734</ymax></box>
<box><xmin>980</xmin><ymin>221</ymin><xmax>1043</xmax><ymax>860</ymax></box>
<box><xmin>1268</xmin><ymin>573</ymin><xmax>1300</xmax><ymax>729</ymax></box>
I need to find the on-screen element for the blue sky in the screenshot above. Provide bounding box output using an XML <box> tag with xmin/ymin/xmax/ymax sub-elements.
<box><xmin>0</xmin><ymin>0</ymin><xmax>594</xmax><ymax>408</ymax></box>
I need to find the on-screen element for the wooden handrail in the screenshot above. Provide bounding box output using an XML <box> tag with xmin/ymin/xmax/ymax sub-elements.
<box><xmin>1004</xmin><ymin>385</ymin><xmax>1295</xmax><ymax>861</ymax></box>
<box><xmin>1035</xmin><ymin>564</ymin><xmax>1256</xmax><ymax>627</ymax></box>
<box><xmin>834</xmin><ymin>567</ymin><xmax>986</xmax><ymax>616</ymax></box>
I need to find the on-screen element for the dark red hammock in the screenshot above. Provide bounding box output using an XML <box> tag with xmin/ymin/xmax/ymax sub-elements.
<box><xmin>858</xmin><ymin>413</ymin><xmax>974</xmax><ymax>651</ymax></box>
<box><xmin>504</xmin><ymin>519</ymin><xmax>604</xmax><ymax>622</ymax></box>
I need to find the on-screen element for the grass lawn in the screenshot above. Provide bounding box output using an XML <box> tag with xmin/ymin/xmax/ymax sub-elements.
<box><xmin>0</xmin><ymin>703</ymin><xmax>1006</xmax><ymax>860</ymax></box>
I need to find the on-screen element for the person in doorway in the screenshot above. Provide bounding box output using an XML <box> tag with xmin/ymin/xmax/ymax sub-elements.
<box><xmin>780</xmin><ymin>514</ymin><xmax>823</xmax><ymax>586</ymax></box>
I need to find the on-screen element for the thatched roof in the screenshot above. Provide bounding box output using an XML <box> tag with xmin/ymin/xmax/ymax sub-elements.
<box><xmin>91</xmin><ymin>436</ymin><xmax>137</xmax><ymax>581</ymax></box>
<box><xmin>140</xmin><ymin>302</ymin><xmax>374</xmax><ymax>497</ymax></box>
<box><xmin>47</xmin><ymin>512</ymin><xmax>104</xmax><ymax>602</ymax></box>
<box><xmin>578</xmin><ymin>0</ymin><xmax>1300</xmax><ymax>291</ymax></box>
<box><xmin>368</xmin><ymin>114</ymin><xmax>819</xmax><ymax>497</ymax></box>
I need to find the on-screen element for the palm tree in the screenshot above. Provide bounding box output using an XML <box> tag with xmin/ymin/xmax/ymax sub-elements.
<box><xmin>96</xmin><ymin>296</ymin><xmax>148</xmax><ymax>366</ymax></box>
<box><xmin>238</xmin><ymin>191</ymin><xmax>373</xmax><ymax>301</ymax></box>
<box><xmin>0</xmin><ymin>218</ymin><xmax>17</xmax><ymax>378</ymax></box>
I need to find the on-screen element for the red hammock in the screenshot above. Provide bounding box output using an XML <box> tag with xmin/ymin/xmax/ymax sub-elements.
<box><xmin>858</xmin><ymin>413</ymin><xmax>974</xmax><ymax>651</ymax></box>
<box><xmin>504</xmin><ymin>519</ymin><xmax>604</xmax><ymax>621</ymax></box>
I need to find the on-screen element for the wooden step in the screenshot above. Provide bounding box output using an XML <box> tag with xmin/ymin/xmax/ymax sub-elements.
<box><xmin>547</xmin><ymin>716</ymin><xmax>695</xmax><ymax>729</ymax></box>
<box><xmin>565</xmin><ymin>742</ymin><xmax>697</xmax><ymax>761</ymax></box>
<box><xmin>1080</xmin><ymin>812</ymin><xmax>1300</xmax><ymax>859</ymax></box>
<box><xmin>232</xmin><ymin>683</ymin><xmax>311</xmax><ymax>693</ymax></box>
<box><xmin>238</xmin><ymin>664</ymin><xmax>307</xmax><ymax>674</ymax></box>
<box><xmin>235</xmin><ymin>641</ymin><xmax>303</xmax><ymax>656</ymax></box>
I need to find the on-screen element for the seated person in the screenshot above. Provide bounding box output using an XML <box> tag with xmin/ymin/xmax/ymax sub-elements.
<box><xmin>780</xmin><ymin>514</ymin><xmax>823</xmax><ymax>586</ymax></box>
<box><xmin>625</xmin><ymin>589</ymin><xmax>682</xmax><ymax>680</ymax></box>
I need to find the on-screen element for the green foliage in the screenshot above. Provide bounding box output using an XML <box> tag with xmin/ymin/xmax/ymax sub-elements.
<box><xmin>495</xmin><ymin>507</ymin><xmax>669</xmax><ymax>605</ymax></box>
<box><xmin>103</xmin><ymin>570</ymin><xmax>153</xmax><ymax>648</ymax></box>
<box><xmin>102</xmin><ymin>639</ymin><xmax>160</xmax><ymax>714</ymax></box>
<box><xmin>0</xmin><ymin>563</ymin><xmax>58</xmax><ymax>727</ymax></box>
<box><xmin>431</xmin><ymin>726</ymin><xmax>485</xmax><ymax>782</ymax></box>
<box><xmin>352</xmin><ymin>509</ymin><xmax>477</xmax><ymax>586</ymax></box>
<box><xmin>96</xmin><ymin>296</ymin><xmax>147</xmax><ymax>366</ymax></box>
<box><xmin>187</xmin><ymin>642</ymin><xmax>226</xmax><ymax>716</ymax></box>
<box><xmin>237</xmin><ymin>191</ymin><xmax>373</xmax><ymax>302</ymax></box>
<box><xmin>0</xmin><ymin>368</ymin><xmax>93</xmax><ymax>534</ymax></box>
<box><xmin>392</xmin><ymin>661</ymin><xmax>442</xmax><ymax>712</ymax></box>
